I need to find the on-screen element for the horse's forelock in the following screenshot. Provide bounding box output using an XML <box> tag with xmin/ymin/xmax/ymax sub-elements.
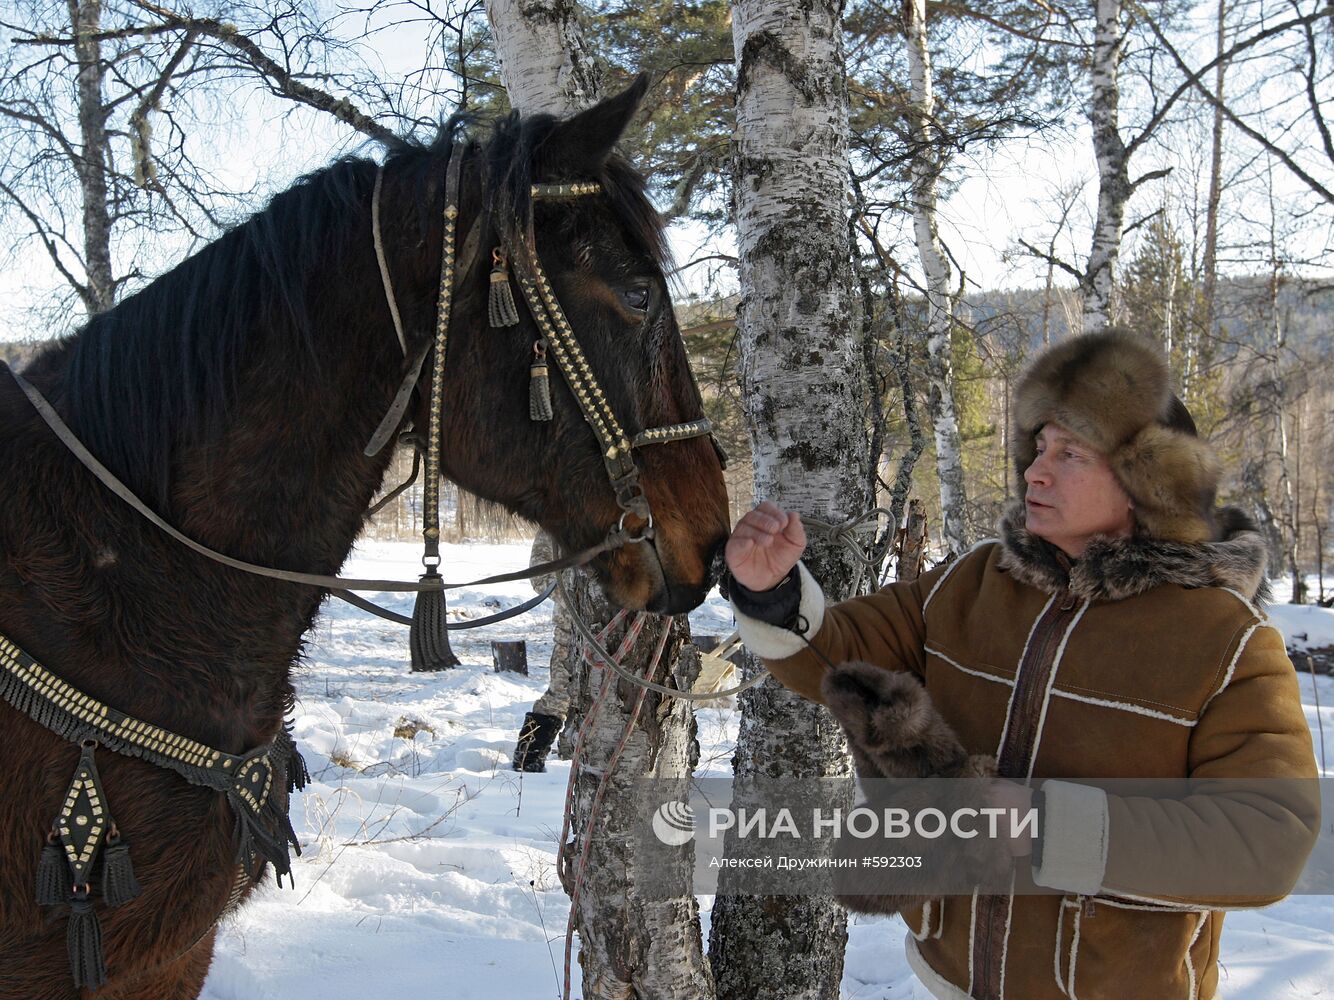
<box><xmin>480</xmin><ymin>111</ymin><xmax>670</xmax><ymax>272</ymax></box>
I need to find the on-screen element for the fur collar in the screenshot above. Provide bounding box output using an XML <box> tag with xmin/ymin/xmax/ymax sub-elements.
<box><xmin>996</xmin><ymin>501</ymin><xmax>1270</xmax><ymax>604</ymax></box>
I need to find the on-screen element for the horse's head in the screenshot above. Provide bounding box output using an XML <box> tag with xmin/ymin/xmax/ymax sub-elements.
<box><xmin>390</xmin><ymin>79</ymin><xmax>729</xmax><ymax>613</ymax></box>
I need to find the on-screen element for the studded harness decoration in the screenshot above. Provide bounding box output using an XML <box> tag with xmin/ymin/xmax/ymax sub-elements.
<box><xmin>0</xmin><ymin>633</ymin><xmax>306</xmax><ymax>990</ymax></box>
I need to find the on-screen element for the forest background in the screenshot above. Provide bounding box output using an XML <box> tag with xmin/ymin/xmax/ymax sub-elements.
<box><xmin>0</xmin><ymin>0</ymin><xmax>1330</xmax><ymax>603</ymax></box>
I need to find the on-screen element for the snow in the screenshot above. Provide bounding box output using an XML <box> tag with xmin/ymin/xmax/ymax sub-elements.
<box><xmin>1272</xmin><ymin>602</ymin><xmax>1334</xmax><ymax>652</ymax></box>
<box><xmin>199</xmin><ymin>542</ymin><xmax>1334</xmax><ymax>999</ymax></box>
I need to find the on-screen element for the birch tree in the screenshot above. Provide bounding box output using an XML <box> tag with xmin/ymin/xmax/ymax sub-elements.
<box><xmin>706</xmin><ymin>0</ymin><xmax>870</xmax><ymax>995</ymax></box>
<box><xmin>481</xmin><ymin>7</ymin><xmax>717</xmax><ymax>995</ymax></box>
<box><xmin>903</xmin><ymin>0</ymin><xmax>968</xmax><ymax>554</ymax></box>
<box><xmin>485</xmin><ymin>0</ymin><xmax>602</xmax><ymax>115</ymax></box>
<box><xmin>1082</xmin><ymin>0</ymin><xmax>1130</xmax><ymax>331</ymax></box>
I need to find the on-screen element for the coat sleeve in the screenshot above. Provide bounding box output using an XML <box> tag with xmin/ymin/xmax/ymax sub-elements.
<box><xmin>1033</xmin><ymin>619</ymin><xmax>1321</xmax><ymax>908</ymax></box>
<box><xmin>730</xmin><ymin>559</ymin><xmax>954</xmax><ymax>705</ymax></box>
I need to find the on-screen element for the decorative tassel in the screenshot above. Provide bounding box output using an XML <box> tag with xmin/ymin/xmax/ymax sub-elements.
<box><xmin>410</xmin><ymin>574</ymin><xmax>461</xmax><ymax>672</ymax></box>
<box><xmin>488</xmin><ymin>248</ymin><xmax>521</xmax><ymax>328</ymax></box>
<box><xmin>67</xmin><ymin>885</ymin><xmax>107</xmax><ymax>991</ymax></box>
<box><xmin>36</xmin><ymin>836</ymin><xmax>69</xmax><ymax>906</ymax></box>
<box><xmin>99</xmin><ymin>833</ymin><xmax>140</xmax><ymax>908</ymax></box>
<box><xmin>529</xmin><ymin>340</ymin><xmax>553</xmax><ymax>422</ymax></box>
<box><xmin>277</xmin><ymin>726</ymin><xmax>310</xmax><ymax>793</ymax></box>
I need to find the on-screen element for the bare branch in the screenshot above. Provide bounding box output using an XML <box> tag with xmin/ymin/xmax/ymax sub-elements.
<box><xmin>0</xmin><ymin>177</ymin><xmax>90</xmax><ymax>304</ymax></box>
<box><xmin>1017</xmin><ymin>238</ymin><xmax>1085</xmax><ymax>282</ymax></box>
<box><xmin>129</xmin><ymin>29</ymin><xmax>198</xmax><ymax>190</ymax></box>
<box><xmin>1121</xmin><ymin>205</ymin><xmax>1164</xmax><ymax>237</ymax></box>
<box><xmin>1129</xmin><ymin>166</ymin><xmax>1172</xmax><ymax>192</ymax></box>
<box><xmin>1126</xmin><ymin>7</ymin><xmax>1332</xmax><ymax>159</ymax></box>
<box><xmin>125</xmin><ymin>1</ymin><xmax>402</xmax><ymax>147</ymax></box>
<box><xmin>1140</xmin><ymin>9</ymin><xmax>1334</xmax><ymax>206</ymax></box>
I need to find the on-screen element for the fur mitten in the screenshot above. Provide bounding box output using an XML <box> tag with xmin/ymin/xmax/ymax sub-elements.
<box><xmin>821</xmin><ymin>661</ymin><xmax>1002</xmax><ymax>915</ymax></box>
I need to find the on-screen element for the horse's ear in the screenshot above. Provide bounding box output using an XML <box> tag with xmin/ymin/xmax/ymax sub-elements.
<box><xmin>542</xmin><ymin>74</ymin><xmax>649</xmax><ymax>176</ymax></box>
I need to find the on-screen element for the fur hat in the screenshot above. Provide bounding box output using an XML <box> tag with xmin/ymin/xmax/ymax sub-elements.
<box><xmin>1013</xmin><ymin>329</ymin><xmax>1221</xmax><ymax>544</ymax></box>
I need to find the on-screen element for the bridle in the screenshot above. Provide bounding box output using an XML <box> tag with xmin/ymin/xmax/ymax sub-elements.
<box><xmin>365</xmin><ymin>136</ymin><xmax>720</xmax><ymax>579</ymax></box>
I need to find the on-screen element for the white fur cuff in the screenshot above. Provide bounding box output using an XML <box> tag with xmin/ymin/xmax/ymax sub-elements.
<box><xmin>731</xmin><ymin>562</ymin><xmax>826</xmax><ymax>661</ymax></box>
<box><xmin>1032</xmin><ymin>780</ymin><xmax>1109</xmax><ymax>896</ymax></box>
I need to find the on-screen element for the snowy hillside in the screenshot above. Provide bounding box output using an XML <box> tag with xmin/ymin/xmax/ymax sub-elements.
<box><xmin>198</xmin><ymin>541</ymin><xmax>1334</xmax><ymax>1000</ymax></box>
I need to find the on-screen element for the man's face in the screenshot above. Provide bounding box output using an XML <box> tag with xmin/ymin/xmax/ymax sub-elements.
<box><xmin>1022</xmin><ymin>423</ymin><xmax>1135</xmax><ymax>557</ymax></box>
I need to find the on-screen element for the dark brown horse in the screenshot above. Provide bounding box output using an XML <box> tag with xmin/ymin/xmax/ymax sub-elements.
<box><xmin>0</xmin><ymin>80</ymin><xmax>728</xmax><ymax>998</ymax></box>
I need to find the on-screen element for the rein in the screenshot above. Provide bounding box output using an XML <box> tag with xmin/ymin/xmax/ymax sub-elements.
<box><xmin>1</xmin><ymin>362</ymin><xmax>615</xmax><ymax>595</ymax></box>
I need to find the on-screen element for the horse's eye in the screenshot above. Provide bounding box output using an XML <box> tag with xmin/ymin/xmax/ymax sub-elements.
<box><xmin>617</xmin><ymin>283</ymin><xmax>652</xmax><ymax>314</ymax></box>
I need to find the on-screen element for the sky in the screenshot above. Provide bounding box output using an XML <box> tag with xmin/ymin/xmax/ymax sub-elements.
<box><xmin>1</xmin><ymin>4</ymin><xmax>1329</xmax><ymax>341</ymax></box>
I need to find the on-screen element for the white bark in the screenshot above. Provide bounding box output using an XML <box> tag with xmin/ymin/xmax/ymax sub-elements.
<box><xmin>69</xmin><ymin>0</ymin><xmax>114</xmax><ymax>313</ymax></box>
<box><xmin>1267</xmin><ymin>248</ymin><xmax>1301</xmax><ymax>603</ymax></box>
<box><xmin>1083</xmin><ymin>0</ymin><xmax>1129</xmax><ymax>333</ymax></box>
<box><xmin>708</xmin><ymin>0</ymin><xmax>868</xmax><ymax>996</ymax></box>
<box><xmin>486</xmin><ymin>0</ymin><xmax>602</xmax><ymax>116</ymax></box>
<box><xmin>483</xmin><ymin>4</ymin><xmax>715</xmax><ymax>995</ymax></box>
<box><xmin>1195</xmin><ymin>0</ymin><xmax>1229</xmax><ymax>401</ymax></box>
<box><xmin>904</xmin><ymin>0</ymin><xmax>968</xmax><ymax>556</ymax></box>
<box><xmin>559</xmin><ymin>593</ymin><xmax>715</xmax><ymax>1000</ymax></box>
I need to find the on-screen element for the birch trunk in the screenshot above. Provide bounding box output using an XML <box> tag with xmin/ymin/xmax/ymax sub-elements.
<box><xmin>1267</xmin><ymin>266</ymin><xmax>1302</xmax><ymax>603</ymax></box>
<box><xmin>486</xmin><ymin>0</ymin><xmax>603</xmax><ymax>116</ymax></box>
<box><xmin>707</xmin><ymin>0</ymin><xmax>870</xmax><ymax>995</ymax></box>
<box><xmin>1195</xmin><ymin>0</ymin><xmax>1229</xmax><ymax>400</ymax></box>
<box><xmin>559</xmin><ymin>589</ymin><xmax>715</xmax><ymax>999</ymax></box>
<box><xmin>69</xmin><ymin>0</ymin><xmax>114</xmax><ymax>313</ymax></box>
<box><xmin>1083</xmin><ymin>0</ymin><xmax>1129</xmax><ymax>333</ymax></box>
<box><xmin>904</xmin><ymin>0</ymin><xmax>968</xmax><ymax>555</ymax></box>
<box><xmin>483</xmin><ymin>4</ymin><xmax>717</xmax><ymax>994</ymax></box>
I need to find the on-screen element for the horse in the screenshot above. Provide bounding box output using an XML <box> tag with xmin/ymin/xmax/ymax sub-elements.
<box><xmin>0</xmin><ymin>77</ymin><xmax>729</xmax><ymax>999</ymax></box>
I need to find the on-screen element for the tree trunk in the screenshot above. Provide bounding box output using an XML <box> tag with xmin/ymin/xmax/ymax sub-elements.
<box><xmin>904</xmin><ymin>0</ymin><xmax>969</xmax><ymax>556</ymax></box>
<box><xmin>69</xmin><ymin>0</ymin><xmax>115</xmax><ymax>314</ymax></box>
<box><xmin>1083</xmin><ymin>0</ymin><xmax>1128</xmax><ymax>333</ymax></box>
<box><xmin>1194</xmin><ymin>0</ymin><xmax>1228</xmax><ymax>401</ymax></box>
<box><xmin>1262</xmin><ymin>161</ymin><xmax>1302</xmax><ymax>603</ymax></box>
<box><xmin>1267</xmin><ymin>264</ymin><xmax>1302</xmax><ymax>604</ymax></box>
<box><xmin>1243</xmin><ymin>458</ymin><xmax>1285</xmax><ymax>583</ymax></box>
<box><xmin>708</xmin><ymin>0</ymin><xmax>870</xmax><ymax>995</ymax></box>
<box><xmin>559</xmin><ymin>583</ymin><xmax>715</xmax><ymax>999</ymax></box>
<box><xmin>485</xmin><ymin>0</ymin><xmax>603</xmax><ymax>116</ymax></box>
<box><xmin>482</xmin><ymin>4</ymin><xmax>716</xmax><ymax>994</ymax></box>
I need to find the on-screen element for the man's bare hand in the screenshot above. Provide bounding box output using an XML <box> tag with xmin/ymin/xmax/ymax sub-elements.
<box><xmin>725</xmin><ymin>501</ymin><xmax>807</xmax><ymax>592</ymax></box>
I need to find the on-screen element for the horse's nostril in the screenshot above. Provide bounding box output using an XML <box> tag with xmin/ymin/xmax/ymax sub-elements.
<box><xmin>706</xmin><ymin>539</ymin><xmax>727</xmax><ymax>590</ymax></box>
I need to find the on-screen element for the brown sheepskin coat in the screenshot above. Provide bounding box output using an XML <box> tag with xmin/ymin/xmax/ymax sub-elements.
<box><xmin>733</xmin><ymin>504</ymin><xmax>1319</xmax><ymax>1000</ymax></box>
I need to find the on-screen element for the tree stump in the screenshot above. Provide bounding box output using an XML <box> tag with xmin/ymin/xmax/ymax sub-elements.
<box><xmin>694</xmin><ymin>634</ymin><xmax>721</xmax><ymax>653</ymax></box>
<box><xmin>491</xmin><ymin>640</ymin><xmax>528</xmax><ymax>675</ymax></box>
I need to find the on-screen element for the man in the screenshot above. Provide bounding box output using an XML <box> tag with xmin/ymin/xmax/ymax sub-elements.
<box><xmin>725</xmin><ymin>330</ymin><xmax>1318</xmax><ymax>999</ymax></box>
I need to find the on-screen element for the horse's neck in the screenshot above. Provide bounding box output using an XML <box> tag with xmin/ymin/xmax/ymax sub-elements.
<box><xmin>16</xmin><ymin>278</ymin><xmax>410</xmax><ymax>752</ymax></box>
<box><xmin>171</xmin><ymin>328</ymin><xmax>405</xmax><ymax>579</ymax></box>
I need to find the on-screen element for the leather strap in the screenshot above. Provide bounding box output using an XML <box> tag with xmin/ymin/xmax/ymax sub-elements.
<box><xmin>3</xmin><ymin>363</ymin><xmax>631</xmax><ymax>594</ymax></box>
<box><xmin>335</xmin><ymin>580</ymin><xmax>556</xmax><ymax>628</ymax></box>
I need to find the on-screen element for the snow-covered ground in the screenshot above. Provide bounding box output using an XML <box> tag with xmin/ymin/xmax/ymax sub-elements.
<box><xmin>199</xmin><ymin>540</ymin><xmax>1334</xmax><ymax>1000</ymax></box>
